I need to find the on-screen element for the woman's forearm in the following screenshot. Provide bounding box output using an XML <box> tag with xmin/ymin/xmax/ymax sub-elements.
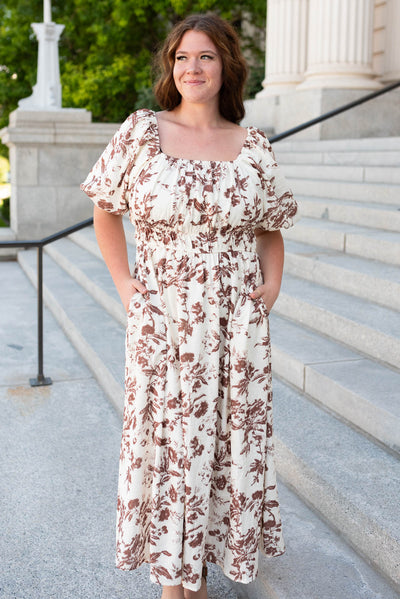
<box><xmin>250</xmin><ymin>229</ymin><xmax>284</xmax><ymax>311</ymax></box>
<box><xmin>93</xmin><ymin>206</ymin><xmax>130</xmax><ymax>287</ymax></box>
<box><xmin>93</xmin><ymin>206</ymin><xmax>146</xmax><ymax>310</ymax></box>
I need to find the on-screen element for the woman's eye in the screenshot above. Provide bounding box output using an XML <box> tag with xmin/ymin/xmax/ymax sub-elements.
<box><xmin>175</xmin><ymin>54</ymin><xmax>214</xmax><ymax>62</ymax></box>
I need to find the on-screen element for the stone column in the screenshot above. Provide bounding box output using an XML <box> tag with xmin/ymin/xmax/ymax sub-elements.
<box><xmin>299</xmin><ymin>0</ymin><xmax>381</xmax><ymax>89</ymax></box>
<box><xmin>382</xmin><ymin>0</ymin><xmax>400</xmax><ymax>82</ymax></box>
<box><xmin>257</xmin><ymin>0</ymin><xmax>308</xmax><ymax>97</ymax></box>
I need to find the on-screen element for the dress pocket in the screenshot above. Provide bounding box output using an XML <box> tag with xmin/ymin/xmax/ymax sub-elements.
<box><xmin>231</xmin><ymin>286</ymin><xmax>269</xmax><ymax>333</ymax></box>
<box><xmin>254</xmin><ymin>295</ymin><xmax>270</xmax><ymax>318</ymax></box>
<box><xmin>126</xmin><ymin>292</ymin><xmax>145</xmax><ymax>351</ymax></box>
<box><xmin>125</xmin><ymin>292</ymin><xmax>146</xmax><ymax>376</ymax></box>
<box><xmin>127</xmin><ymin>291</ymin><xmax>145</xmax><ymax>320</ymax></box>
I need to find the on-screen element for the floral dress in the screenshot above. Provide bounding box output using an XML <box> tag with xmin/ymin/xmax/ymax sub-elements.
<box><xmin>81</xmin><ymin>109</ymin><xmax>297</xmax><ymax>592</ymax></box>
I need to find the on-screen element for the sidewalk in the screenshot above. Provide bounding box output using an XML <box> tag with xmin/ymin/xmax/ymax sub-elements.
<box><xmin>0</xmin><ymin>261</ymin><xmax>234</xmax><ymax>599</ymax></box>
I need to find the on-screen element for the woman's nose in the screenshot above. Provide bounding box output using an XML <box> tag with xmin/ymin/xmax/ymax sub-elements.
<box><xmin>186</xmin><ymin>59</ymin><xmax>201</xmax><ymax>73</ymax></box>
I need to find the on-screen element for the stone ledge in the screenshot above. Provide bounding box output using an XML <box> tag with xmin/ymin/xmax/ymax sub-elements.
<box><xmin>0</xmin><ymin>227</ymin><xmax>17</xmax><ymax>259</ymax></box>
<box><xmin>0</xmin><ymin>227</ymin><xmax>15</xmax><ymax>241</ymax></box>
<box><xmin>1</xmin><ymin>122</ymin><xmax>119</xmax><ymax>146</ymax></box>
<box><xmin>244</xmin><ymin>88</ymin><xmax>400</xmax><ymax>140</ymax></box>
<box><xmin>9</xmin><ymin>108</ymin><xmax>92</xmax><ymax>125</ymax></box>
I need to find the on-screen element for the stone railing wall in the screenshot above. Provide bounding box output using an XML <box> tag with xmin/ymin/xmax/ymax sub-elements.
<box><xmin>0</xmin><ymin>109</ymin><xmax>118</xmax><ymax>239</ymax></box>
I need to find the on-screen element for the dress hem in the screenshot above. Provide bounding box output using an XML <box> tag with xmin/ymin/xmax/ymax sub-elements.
<box><xmin>115</xmin><ymin>545</ymin><xmax>286</xmax><ymax>590</ymax></box>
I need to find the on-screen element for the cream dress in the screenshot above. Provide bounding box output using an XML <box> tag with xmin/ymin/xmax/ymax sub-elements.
<box><xmin>81</xmin><ymin>109</ymin><xmax>297</xmax><ymax>591</ymax></box>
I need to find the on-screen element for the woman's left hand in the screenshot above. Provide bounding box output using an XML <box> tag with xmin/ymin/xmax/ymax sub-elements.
<box><xmin>250</xmin><ymin>283</ymin><xmax>280</xmax><ymax>314</ymax></box>
<box><xmin>252</xmin><ymin>230</ymin><xmax>284</xmax><ymax>315</ymax></box>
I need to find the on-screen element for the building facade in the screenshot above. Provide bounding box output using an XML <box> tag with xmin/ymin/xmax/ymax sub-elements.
<box><xmin>243</xmin><ymin>0</ymin><xmax>400</xmax><ymax>138</ymax></box>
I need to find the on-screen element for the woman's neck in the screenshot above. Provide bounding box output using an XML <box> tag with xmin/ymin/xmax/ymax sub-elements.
<box><xmin>170</xmin><ymin>100</ymin><xmax>225</xmax><ymax>130</ymax></box>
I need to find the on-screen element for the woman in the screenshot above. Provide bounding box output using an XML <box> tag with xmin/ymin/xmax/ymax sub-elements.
<box><xmin>81</xmin><ymin>13</ymin><xmax>297</xmax><ymax>599</ymax></box>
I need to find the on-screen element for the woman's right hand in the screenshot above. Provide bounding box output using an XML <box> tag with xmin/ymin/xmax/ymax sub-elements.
<box><xmin>118</xmin><ymin>277</ymin><xmax>148</xmax><ymax>313</ymax></box>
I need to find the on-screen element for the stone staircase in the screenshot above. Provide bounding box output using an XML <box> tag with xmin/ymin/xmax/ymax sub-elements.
<box><xmin>16</xmin><ymin>135</ymin><xmax>400</xmax><ymax>598</ymax></box>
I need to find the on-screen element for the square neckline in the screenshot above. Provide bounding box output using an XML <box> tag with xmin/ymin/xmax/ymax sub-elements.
<box><xmin>150</xmin><ymin>110</ymin><xmax>252</xmax><ymax>165</ymax></box>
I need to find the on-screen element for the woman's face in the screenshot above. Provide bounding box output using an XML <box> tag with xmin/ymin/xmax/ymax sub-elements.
<box><xmin>173</xmin><ymin>30</ymin><xmax>223</xmax><ymax>106</ymax></box>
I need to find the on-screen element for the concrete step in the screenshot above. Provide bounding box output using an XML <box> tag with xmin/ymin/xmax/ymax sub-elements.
<box><xmin>365</xmin><ymin>166</ymin><xmax>400</xmax><ymax>185</ymax></box>
<box><xmin>69</xmin><ymin>217</ymin><xmax>136</xmax><ymax>259</ymax></box>
<box><xmin>232</xmin><ymin>482</ymin><xmax>399</xmax><ymax>599</ymax></box>
<box><xmin>297</xmin><ymin>196</ymin><xmax>400</xmax><ymax>232</ymax></box>
<box><xmin>289</xmin><ymin>178</ymin><xmax>400</xmax><ymax>206</ymax></box>
<box><xmin>270</xmin><ymin>313</ymin><xmax>400</xmax><ymax>455</ymax></box>
<box><xmin>273</xmin><ymin>377</ymin><xmax>400</xmax><ymax>592</ymax></box>
<box><xmin>275</xmin><ymin>148</ymin><xmax>400</xmax><ymax>167</ymax></box>
<box><xmin>69</xmin><ymin>227</ymin><xmax>102</xmax><ymax>259</ymax></box>
<box><xmin>16</xmin><ymin>246</ymin><xmax>400</xmax><ymax>596</ymax></box>
<box><xmin>284</xmin><ymin>239</ymin><xmax>400</xmax><ymax>310</ymax></box>
<box><xmin>282</xmin><ymin>217</ymin><xmax>400</xmax><ymax>265</ymax></box>
<box><xmin>276</xmin><ymin>274</ymin><xmax>400</xmax><ymax>370</ymax></box>
<box><xmin>284</xmin><ymin>163</ymin><xmax>400</xmax><ymax>185</ymax></box>
<box><xmin>44</xmin><ymin>236</ymin><xmax>134</xmax><ymax>327</ymax></box>
<box><xmin>274</xmin><ymin>136</ymin><xmax>400</xmax><ymax>154</ymax></box>
<box><xmin>18</xmin><ymin>248</ymin><xmax>125</xmax><ymax>415</ymax></box>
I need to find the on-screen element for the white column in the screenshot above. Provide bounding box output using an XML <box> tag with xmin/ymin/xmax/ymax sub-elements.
<box><xmin>18</xmin><ymin>0</ymin><xmax>63</xmax><ymax>111</ymax></box>
<box><xmin>382</xmin><ymin>0</ymin><xmax>400</xmax><ymax>82</ymax></box>
<box><xmin>299</xmin><ymin>0</ymin><xmax>381</xmax><ymax>89</ymax></box>
<box><xmin>257</xmin><ymin>0</ymin><xmax>308</xmax><ymax>97</ymax></box>
<box><xmin>44</xmin><ymin>0</ymin><xmax>52</xmax><ymax>23</ymax></box>
<box><xmin>18</xmin><ymin>22</ymin><xmax>64</xmax><ymax>110</ymax></box>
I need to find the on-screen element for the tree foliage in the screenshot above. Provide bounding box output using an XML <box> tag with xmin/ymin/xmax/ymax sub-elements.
<box><xmin>0</xmin><ymin>0</ymin><xmax>266</xmax><ymax>156</ymax></box>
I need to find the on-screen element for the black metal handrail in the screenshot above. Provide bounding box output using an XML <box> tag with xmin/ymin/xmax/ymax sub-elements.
<box><xmin>269</xmin><ymin>80</ymin><xmax>400</xmax><ymax>143</ymax></box>
<box><xmin>0</xmin><ymin>79</ymin><xmax>399</xmax><ymax>386</ymax></box>
<box><xmin>0</xmin><ymin>217</ymin><xmax>93</xmax><ymax>386</ymax></box>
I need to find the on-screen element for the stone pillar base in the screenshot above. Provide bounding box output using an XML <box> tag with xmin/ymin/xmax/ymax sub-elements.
<box><xmin>0</xmin><ymin>109</ymin><xmax>120</xmax><ymax>239</ymax></box>
<box><xmin>242</xmin><ymin>87</ymin><xmax>400</xmax><ymax>140</ymax></box>
<box><xmin>256</xmin><ymin>80</ymin><xmax>303</xmax><ymax>98</ymax></box>
<box><xmin>297</xmin><ymin>72</ymin><xmax>382</xmax><ymax>91</ymax></box>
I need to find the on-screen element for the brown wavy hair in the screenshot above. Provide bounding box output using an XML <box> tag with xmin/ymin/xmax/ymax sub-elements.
<box><xmin>154</xmin><ymin>14</ymin><xmax>248</xmax><ymax>124</ymax></box>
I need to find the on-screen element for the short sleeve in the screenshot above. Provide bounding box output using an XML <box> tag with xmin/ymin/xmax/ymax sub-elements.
<box><xmin>80</xmin><ymin>112</ymin><xmax>144</xmax><ymax>215</ymax></box>
<box><xmin>251</xmin><ymin>129</ymin><xmax>298</xmax><ymax>232</ymax></box>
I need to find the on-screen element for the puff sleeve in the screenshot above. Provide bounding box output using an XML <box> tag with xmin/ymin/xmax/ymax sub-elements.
<box><xmin>80</xmin><ymin>112</ymin><xmax>143</xmax><ymax>215</ymax></box>
<box><xmin>251</xmin><ymin>129</ymin><xmax>298</xmax><ymax>232</ymax></box>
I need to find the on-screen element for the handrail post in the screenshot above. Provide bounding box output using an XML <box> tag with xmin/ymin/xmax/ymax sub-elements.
<box><xmin>0</xmin><ymin>217</ymin><xmax>93</xmax><ymax>387</ymax></box>
<box><xmin>30</xmin><ymin>245</ymin><xmax>52</xmax><ymax>387</ymax></box>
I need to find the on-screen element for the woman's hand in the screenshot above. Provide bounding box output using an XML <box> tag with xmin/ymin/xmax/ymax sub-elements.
<box><xmin>118</xmin><ymin>276</ymin><xmax>148</xmax><ymax>313</ymax></box>
<box><xmin>252</xmin><ymin>229</ymin><xmax>285</xmax><ymax>314</ymax></box>
<box><xmin>250</xmin><ymin>283</ymin><xmax>280</xmax><ymax>314</ymax></box>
